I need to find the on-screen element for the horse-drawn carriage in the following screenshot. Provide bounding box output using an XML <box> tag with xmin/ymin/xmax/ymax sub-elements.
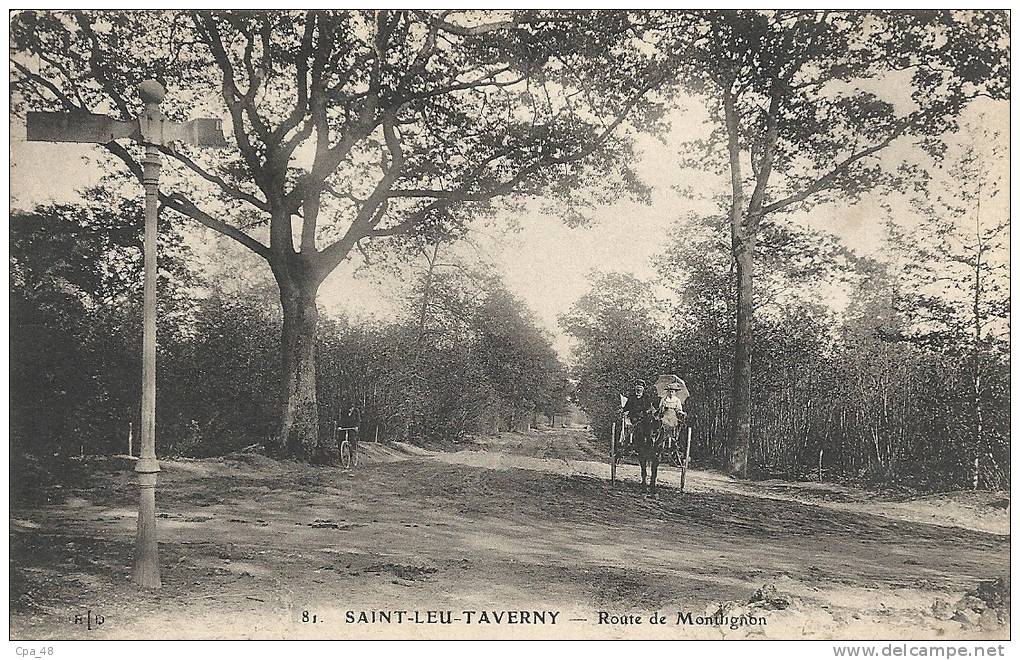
<box><xmin>610</xmin><ymin>374</ymin><xmax>692</xmax><ymax>494</ymax></box>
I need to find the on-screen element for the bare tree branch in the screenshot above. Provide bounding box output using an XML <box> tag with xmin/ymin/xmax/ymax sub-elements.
<box><xmin>761</xmin><ymin>121</ymin><xmax>910</xmax><ymax>215</ymax></box>
<box><xmin>161</xmin><ymin>145</ymin><xmax>271</xmax><ymax>212</ymax></box>
<box><xmin>163</xmin><ymin>191</ymin><xmax>272</xmax><ymax>259</ymax></box>
<box><xmin>194</xmin><ymin>12</ymin><xmax>271</xmax><ymax>194</ymax></box>
<box><xmin>99</xmin><ymin>140</ymin><xmax>271</xmax><ymax>259</ymax></box>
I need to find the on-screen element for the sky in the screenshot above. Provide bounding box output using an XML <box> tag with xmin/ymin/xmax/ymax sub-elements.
<box><xmin>10</xmin><ymin>94</ymin><xmax>1009</xmax><ymax>362</ymax></box>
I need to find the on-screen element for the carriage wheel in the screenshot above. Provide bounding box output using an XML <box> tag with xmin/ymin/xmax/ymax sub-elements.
<box><xmin>678</xmin><ymin>453</ymin><xmax>688</xmax><ymax>492</ymax></box>
<box><xmin>610</xmin><ymin>440</ymin><xmax>618</xmax><ymax>486</ymax></box>
<box><xmin>339</xmin><ymin>439</ymin><xmax>353</xmax><ymax>470</ymax></box>
<box><xmin>670</xmin><ymin>442</ymin><xmax>684</xmax><ymax>467</ymax></box>
<box><xmin>679</xmin><ymin>426</ymin><xmax>691</xmax><ymax>492</ymax></box>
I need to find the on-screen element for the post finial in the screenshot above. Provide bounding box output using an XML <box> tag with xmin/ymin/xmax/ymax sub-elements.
<box><xmin>138</xmin><ymin>79</ymin><xmax>166</xmax><ymax>105</ymax></box>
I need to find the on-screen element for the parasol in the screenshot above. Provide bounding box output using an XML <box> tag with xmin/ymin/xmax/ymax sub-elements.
<box><xmin>653</xmin><ymin>374</ymin><xmax>690</xmax><ymax>406</ymax></box>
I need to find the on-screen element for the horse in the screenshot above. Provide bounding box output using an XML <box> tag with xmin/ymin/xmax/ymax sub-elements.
<box><xmin>628</xmin><ymin>410</ymin><xmax>665</xmax><ymax>495</ymax></box>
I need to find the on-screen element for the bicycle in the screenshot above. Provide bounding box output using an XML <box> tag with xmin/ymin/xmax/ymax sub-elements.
<box><xmin>337</xmin><ymin>426</ymin><xmax>359</xmax><ymax>470</ymax></box>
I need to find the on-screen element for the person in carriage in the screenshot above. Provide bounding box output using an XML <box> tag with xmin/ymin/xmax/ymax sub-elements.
<box><xmin>620</xmin><ymin>378</ymin><xmax>657</xmax><ymax>450</ymax></box>
<box><xmin>654</xmin><ymin>377</ymin><xmax>689</xmax><ymax>450</ymax></box>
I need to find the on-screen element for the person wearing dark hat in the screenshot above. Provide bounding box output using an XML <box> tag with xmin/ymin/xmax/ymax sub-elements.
<box><xmin>621</xmin><ymin>379</ymin><xmax>656</xmax><ymax>449</ymax></box>
<box><xmin>339</xmin><ymin>402</ymin><xmax>361</xmax><ymax>432</ymax></box>
<box><xmin>338</xmin><ymin>402</ymin><xmax>361</xmax><ymax>451</ymax></box>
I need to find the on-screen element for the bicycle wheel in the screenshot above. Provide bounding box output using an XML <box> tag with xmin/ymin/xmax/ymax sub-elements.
<box><xmin>339</xmin><ymin>439</ymin><xmax>352</xmax><ymax>469</ymax></box>
<box><xmin>350</xmin><ymin>441</ymin><xmax>359</xmax><ymax>468</ymax></box>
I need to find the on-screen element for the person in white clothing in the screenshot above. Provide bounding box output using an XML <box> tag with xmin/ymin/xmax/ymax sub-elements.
<box><xmin>656</xmin><ymin>384</ymin><xmax>686</xmax><ymax>447</ymax></box>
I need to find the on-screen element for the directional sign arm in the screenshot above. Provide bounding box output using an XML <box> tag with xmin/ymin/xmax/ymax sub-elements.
<box><xmin>164</xmin><ymin>118</ymin><xmax>227</xmax><ymax>147</ymax></box>
<box><xmin>27</xmin><ymin>111</ymin><xmax>137</xmax><ymax>144</ymax></box>
<box><xmin>29</xmin><ymin>111</ymin><xmax>226</xmax><ymax>148</ymax></box>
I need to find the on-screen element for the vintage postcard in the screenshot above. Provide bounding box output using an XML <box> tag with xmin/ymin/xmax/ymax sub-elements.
<box><xmin>8</xmin><ymin>9</ymin><xmax>1010</xmax><ymax>646</ymax></box>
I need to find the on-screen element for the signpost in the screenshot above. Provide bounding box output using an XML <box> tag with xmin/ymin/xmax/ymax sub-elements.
<box><xmin>27</xmin><ymin>80</ymin><xmax>226</xmax><ymax>589</ymax></box>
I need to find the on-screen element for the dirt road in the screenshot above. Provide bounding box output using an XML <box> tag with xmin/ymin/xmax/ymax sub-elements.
<box><xmin>10</xmin><ymin>428</ymin><xmax>1010</xmax><ymax>640</ymax></box>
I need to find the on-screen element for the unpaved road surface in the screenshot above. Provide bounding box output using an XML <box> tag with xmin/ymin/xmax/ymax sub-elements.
<box><xmin>10</xmin><ymin>428</ymin><xmax>1009</xmax><ymax>640</ymax></box>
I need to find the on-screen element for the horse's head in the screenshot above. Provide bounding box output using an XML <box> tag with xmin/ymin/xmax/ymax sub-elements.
<box><xmin>631</xmin><ymin>410</ymin><xmax>656</xmax><ymax>441</ymax></box>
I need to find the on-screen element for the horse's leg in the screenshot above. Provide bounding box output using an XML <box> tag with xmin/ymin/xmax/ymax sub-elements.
<box><xmin>650</xmin><ymin>450</ymin><xmax>660</xmax><ymax>496</ymax></box>
<box><xmin>638</xmin><ymin>441</ymin><xmax>648</xmax><ymax>492</ymax></box>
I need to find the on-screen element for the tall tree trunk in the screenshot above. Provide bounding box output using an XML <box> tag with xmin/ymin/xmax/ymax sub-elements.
<box><xmin>720</xmin><ymin>76</ymin><xmax>779</xmax><ymax>477</ymax></box>
<box><xmin>726</xmin><ymin>234</ymin><xmax>754</xmax><ymax>476</ymax></box>
<box><xmin>278</xmin><ymin>276</ymin><xmax>335</xmax><ymax>462</ymax></box>
<box><xmin>722</xmin><ymin>84</ymin><xmax>755</xmax><ymax>477</ymax></box>
<box><xmin>405</xmin><ymin>241</ymin><xmax>442</xmax><ymax>442</ymax></box>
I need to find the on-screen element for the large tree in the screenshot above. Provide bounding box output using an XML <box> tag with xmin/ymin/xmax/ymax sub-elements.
<box><xmin>653</xmin><ymin>10</ymin><xmax>1009</xmax><ymax>475</ymax></box>
<box><xmin>12</xmin><ymin>10</ymin><xmax>668</xmax><ymax>460</ymax></box>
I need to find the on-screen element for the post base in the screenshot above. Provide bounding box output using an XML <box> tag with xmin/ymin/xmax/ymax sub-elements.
<box><xmin>132</xmin><ymin>467</ymin><xmax>161</xmax><ymax>589</ymax></box>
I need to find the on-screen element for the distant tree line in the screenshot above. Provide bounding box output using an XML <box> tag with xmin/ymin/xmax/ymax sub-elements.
<box><xmin>10</xmin><ymin>199</ymin><xmax>570</xmax><ymax>461</ymax></box>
